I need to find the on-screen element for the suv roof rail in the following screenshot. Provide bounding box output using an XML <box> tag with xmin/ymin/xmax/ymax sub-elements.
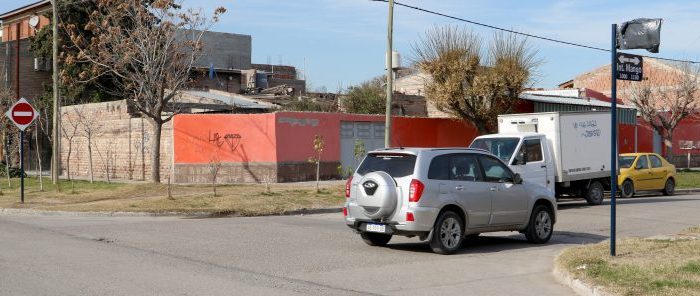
<box><xmin>429</xmin><ymin>147</ymin><xmax>489</xmax><ymax>153</ymax></box>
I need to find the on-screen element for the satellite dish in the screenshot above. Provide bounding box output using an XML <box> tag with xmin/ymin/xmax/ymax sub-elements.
<box><xmin>29</xmin><ymin>15</ymin><xmax>40</xmax><ymax>28</ymax></box>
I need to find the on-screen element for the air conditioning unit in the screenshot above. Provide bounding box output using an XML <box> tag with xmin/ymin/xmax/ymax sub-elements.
<box><xmin>34</xmin><ymin>58</ymin><xmax>51</xmax><ymax>72</ymax></box>
<box><xmin>34</xmin><ymin>57</ymin><xmax>44</xmax><ymax>71</ymax></box>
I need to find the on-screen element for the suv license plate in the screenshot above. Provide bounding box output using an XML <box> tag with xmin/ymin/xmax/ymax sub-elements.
<box><xmin>365</xmin><ymin>223</ymin><xmax>386</xmax><ymax>233</ymax></box>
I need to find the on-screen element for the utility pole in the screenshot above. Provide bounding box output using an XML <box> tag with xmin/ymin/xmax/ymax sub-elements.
<box><xmin>384</xmin><ymin>0</ymin><xmax>394</xmax><ymax>148</ymax></box>
<box><xmin>51</xmin><ymin>0</ymin><xmax>60</xmax><ymax>184</ymax></box>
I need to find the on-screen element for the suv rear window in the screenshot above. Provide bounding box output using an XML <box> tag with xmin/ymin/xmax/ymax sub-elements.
<box><xmin>356</xmin><ymin>153</ymin><xmax>416</xmax><ymax>178</ymax></box>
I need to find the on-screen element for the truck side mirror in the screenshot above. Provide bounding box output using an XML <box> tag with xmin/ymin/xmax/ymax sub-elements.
<box><xmin>513</xmin><ymin>173</ymin><xmax>523</xmax><ymax>184</ymax></box>
<box><xmin>514</xmin><ymin>150</ymin><xmax>526</xmax><ymax>165</ymax></box>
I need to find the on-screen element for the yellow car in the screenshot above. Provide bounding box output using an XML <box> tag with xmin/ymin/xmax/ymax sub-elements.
<box><xmin>618</xmin><ymin>153</ymin><xmax>676</xmax><ymax>198</ymax></box>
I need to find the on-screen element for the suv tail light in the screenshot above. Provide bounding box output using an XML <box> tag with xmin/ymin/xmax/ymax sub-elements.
<box><xmin>345</xmin><ymin>176</ymin><xmax>353</xmax><ymax>198</ymax></box>
<box><xmin>408</xmin><ymin>179</ymin><xmax>424</xmax><ymax>202</ymax></box>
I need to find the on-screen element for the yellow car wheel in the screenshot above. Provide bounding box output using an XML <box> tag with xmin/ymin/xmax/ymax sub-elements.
<box><xmin>663</xmin><ymin>178</ymin><xmax>675</xmax><ymax>196</ymax></box>
<box><xmin>620</xmin><ymin>179</ymin><xmax>635</xmax><ymax>198</ymax></box>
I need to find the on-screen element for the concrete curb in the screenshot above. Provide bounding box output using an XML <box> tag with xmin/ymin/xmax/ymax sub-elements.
<box><xmin>552</xmin><ymin>256</ymin><xmax>610</xmax><ymax>296</ymax></box>
<box><xmin>677</xmin><ymin>188</ymin><xmax>700</xmax><ymax>194</ymax></box>
<box><xmin>0</xmin><ymin>207</ymin><xmax>343</xmax><ymax>219</ymax></box>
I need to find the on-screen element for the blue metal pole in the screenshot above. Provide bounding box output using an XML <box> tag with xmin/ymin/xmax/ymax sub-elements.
<box><xmin>610</xmin><ymin>24</ymin><xmax>618</xmax><ymax>257</ymax></box>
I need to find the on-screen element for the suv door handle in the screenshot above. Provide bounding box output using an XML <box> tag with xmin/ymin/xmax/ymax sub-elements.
<box><xmin>490</xmin><ymin>187</ymin><xmax>497</xmax><ymax>192</ymax></box>
<box><xmin>541</xmin><ymin>165</ymin><xmax>547</xmax><ymax>168</ymax></box>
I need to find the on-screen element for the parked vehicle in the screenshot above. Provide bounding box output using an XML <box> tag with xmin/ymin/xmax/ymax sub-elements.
<box><xmin>618</xmin><ymin>153</ymin><xmax>676</xmax><ymax>198</ymax></box>
<box><xmin>344</xmin><ymin>147</ymin><xmax>556</xmax><ymax>255</ymax></box>
<box><xmin>470</xmin><ymin>111</ymin><xmax>612</xmax><ymax>205</ymax></box>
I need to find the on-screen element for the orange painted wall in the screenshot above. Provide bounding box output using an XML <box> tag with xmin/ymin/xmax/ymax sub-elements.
<box><xmin>392</xmin><ymin>117</ymin><xmax>478</xmax><ymax>147</ymax></box>
<box><xmin>275</xmin><ymin>112</ymin><xmax>385</xmax><ymax>162</ymax></box>
<box><xmin>173</xmin><ymin>114</ymin><xmax>277</xmax><ymax>164</ymax></box>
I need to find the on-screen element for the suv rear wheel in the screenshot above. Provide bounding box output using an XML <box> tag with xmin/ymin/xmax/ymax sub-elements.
<box><xmin>525</xmin><ymin>205</ymin><xmax>553</xmax><ymax>244</ymax></box>
<box><xmin>360</xmin><ymin>232</ymin><xmax>392</xmax><ymax>247</ymax></box>
<box><xmin>429</xmin><ymin>211</ymin><xmax>464</xmax><ymax>255</ymax></box>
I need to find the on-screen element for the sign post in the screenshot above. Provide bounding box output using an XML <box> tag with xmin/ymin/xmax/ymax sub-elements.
<box><xmin>611</xmin><ymin>18</ymin><xmax>661</xmax><ymax>257</ymax></box>
<box><xmin>610</xmin><ymin>24</ymin><xmax>619</xmax><ymax>257</ymax></box>
<box><xmin>5</xmin><ymin>98</ymin><xmax>39</xmax><ymax>203</ymax></box>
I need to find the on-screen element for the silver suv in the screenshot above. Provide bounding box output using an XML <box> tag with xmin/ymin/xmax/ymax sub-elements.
<box><xmin>344</xmin><ymin>147</ymin><xmax>556</xmax><ymax>254</ymax></box>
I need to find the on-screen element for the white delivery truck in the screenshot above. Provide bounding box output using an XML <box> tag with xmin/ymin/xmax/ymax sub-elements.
<box><xmin>470</xmin><ymin>111</ymin><xmax>612</xmax><ymax>205</ymax></box>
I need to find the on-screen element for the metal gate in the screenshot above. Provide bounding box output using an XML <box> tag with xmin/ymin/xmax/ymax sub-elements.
<box><xmin>340</xmin><ymin>121</ymin><xmax>385</xmax><ymax>175</ymax></box>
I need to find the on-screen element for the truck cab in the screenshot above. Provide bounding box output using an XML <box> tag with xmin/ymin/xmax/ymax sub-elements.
<box><xmin>470</xmin><ymin>133</ymin><xmax>556</xmax><ymax>194</ymax></box>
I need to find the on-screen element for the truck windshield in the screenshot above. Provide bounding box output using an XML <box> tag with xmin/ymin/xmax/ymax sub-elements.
<box><xmin>470</xmin><ymin>137</ymin><xmax>520</xmax><ymax>163</ymax></box>
<box><xmin>619</xmin><ymin>156</ymin><xmax>637</xmax><ymax>168</ymax></box>
<box><xmin>356</xmin><ymin>153</ymin><xmax>417</xmax><ymax>178</ymax></box>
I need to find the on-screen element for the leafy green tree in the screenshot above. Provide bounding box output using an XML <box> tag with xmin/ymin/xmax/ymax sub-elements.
<box><xmin>413</xmin><ymin>26</ymin><xmax>540</xmax><ymax>134</ymax></box>
<box><xmin>30</xmin><ymin>0</ymin><xmax>120</xmax><ymax>105</ymax></box>
<box><xmin>342</xmin><ymin>77</ymin><xmax>386</xmax><ymax>114</ymax></box>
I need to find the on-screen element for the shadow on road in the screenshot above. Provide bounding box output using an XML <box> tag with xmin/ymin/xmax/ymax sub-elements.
<box><xmin>385</xmin><ymin>231</ymin><xmax>608</xmax><ymax>255</ymax></box>
<box><xmin>557</xmin><ymin>195</ymin><xmax>700</xmax><ymax>210</ymax></box>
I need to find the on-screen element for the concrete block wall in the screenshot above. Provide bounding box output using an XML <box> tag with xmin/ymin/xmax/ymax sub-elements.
<box><xmin>60</xmin><ymin>100</ymin><xmax>173</xmax><ymax>182</ymax></box>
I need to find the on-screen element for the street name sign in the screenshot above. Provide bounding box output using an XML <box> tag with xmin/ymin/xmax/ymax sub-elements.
<box><xmin>616</xmin><ymin>53</ymin><xmax>643</xmax><ymax>81</ymax></box>
<box><xmin>5</xmin><ymin>98</ymin><xmax>39</xmax><ymax>131</ymax></box>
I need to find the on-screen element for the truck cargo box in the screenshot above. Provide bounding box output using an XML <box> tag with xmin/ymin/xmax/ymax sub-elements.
<box><xmin>497</xmin><ymin>111</ymin><xmax>612</xmax><ymax>183</ymax></box>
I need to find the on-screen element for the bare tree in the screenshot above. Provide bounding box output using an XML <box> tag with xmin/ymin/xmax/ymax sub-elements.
<box><xmin>208</xmin><ymin>156</ymin><xmax>222</xmax><ymax>197</ymax></box>
<box><xmin>60</xmin><ymin>107</ymin><xmax>81</xmax><ymax>181</ymax></box>
<box><xmin>66</xmin><ymin>0</ymin><xmax>225</xmax><ymax>183</ymax></box>
<box><xmin>75</xmin><ymin>106</ymin><xmax>102</xmax><ymax>183</ymax></box>
<box><xmin>413</xmin><ymin>27</ymin><xmax>540</xmax><ymax>134</ymax></box>
<box><xmin>308</xmin><ymin>135</ymin><xmax>325</xmax><ymax>193</ymax></box>
<box><xmin>33</xmin><ymin>100</ymin><xmax>54</xmax><ymax>191</ymax></box>
<box><xmin>0</xmin><ymin>82</ymin><xmax>12</xmax><ymax>188</ymax></box>
<box><xmin>94</xmin><ymin>137</ymin><xmax>116</xmax><ymax>183</ymax></box>
<box><xmin>630</xmin><ymin>61</ymin><xmax>700</xmax><ymax>159</ymax></box>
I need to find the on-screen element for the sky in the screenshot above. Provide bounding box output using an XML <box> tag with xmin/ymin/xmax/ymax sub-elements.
<box><xmin>3</xmin><ymin>0</ymin><xmax>700</xmax><ymax>91</ymax></box>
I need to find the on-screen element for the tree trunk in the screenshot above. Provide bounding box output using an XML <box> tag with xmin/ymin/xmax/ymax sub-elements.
<box><xmin>87</xmin><ymin>136</ymin><xmax>94</xmax><ymax>184</ymax></box>
<box><xmin>663</xmin><ymin>129</ymin><xmax>674</xmax><ymax>161</ymax></box>
<box><xmin>473</xmin><ymin>120</ymin><xmax>490</xmax><ymax>135</ymax></box>
<box><xmin>316</xmin><ymin>158</ymin><xmax>320</xmax><ymax>193</ymax></box>
<box><xmin>4</xmin><ymin>130</ymin><xmax>11</xmax><ymax>188</ymax></box>
<box><xmin>105</xmin><ymin>148</ymin><xmax>111</xmax><ymax>184</ymax></box>
<box><xmin>35</xmin><ymin>130</ymin><xmax>43</xmax><ymax>191</ymax></box>
<box><xmin>151</xmin><ymin>120</ymin><xmax>162</xmax><ymax>183</ymax></box>
<box><xmin>66</xmin><ymin>141</ymin><xmax>72</xmax><ymax>181</ymax></box>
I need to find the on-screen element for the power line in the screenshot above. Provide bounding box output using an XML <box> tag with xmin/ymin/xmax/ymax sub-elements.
<box><xmin>371</xmin><ymin>0</ymin><xmax>700</xmax><ymax>64</ymax></box>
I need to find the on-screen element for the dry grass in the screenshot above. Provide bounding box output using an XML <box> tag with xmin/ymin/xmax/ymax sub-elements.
<box><xmin>556</xmin><ymin>226</ymin><xmax>700</xmax><ymax>296</ymax></box>
<box><xmin>0</xmin><ymin>177</ymin><xmax>345</xmax><ymax>215</ymax></box>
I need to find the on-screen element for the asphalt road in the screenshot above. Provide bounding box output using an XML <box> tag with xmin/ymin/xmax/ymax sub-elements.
<box><xmin>1</xmin><ymin>193</ymin><xmax>700</xmax><ymax>296</ymax></box>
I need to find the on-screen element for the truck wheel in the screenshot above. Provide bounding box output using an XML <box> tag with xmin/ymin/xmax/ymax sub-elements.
<box><xmin>662</xmin><ymin>178</ymin><xmax>675</xmax><ymax>196</ymax></box>
<box><xmin>585</xmin><ymin>181</ymin><xmax>604</xmax><ymax>205</ymax></box>
<box><xmin>429</xmin><ymin>211</ymin><xmax>464</xmax><ymax>255</ymax></box>
<box><xmin>620</xmin><ymin>180</ymin><xmax>635</xmax><ymax>198</ymax></box>
<box><xmin>360</xmin><ymin>232</ymin><xmax>392</xmax><ymax>246</ymax></box>
<box><xmin>525</xmin><ymin>205</ymin><xmax>554</xmax><ymax>244</ymax></box>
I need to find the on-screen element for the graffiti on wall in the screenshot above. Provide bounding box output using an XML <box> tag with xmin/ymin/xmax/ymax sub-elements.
<box><xmin>209</xmin><ymin>130</ymin><xmax>242</xmax><ymax>152</ymax></box>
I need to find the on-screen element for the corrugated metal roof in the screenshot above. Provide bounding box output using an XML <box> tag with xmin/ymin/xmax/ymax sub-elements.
<box><xmin>520</xmin><ymin>93</ymin><xmax>637</xmax><ymax>124</ymax></box>
<box><xmin>181</xmin><ymin>90</ymin><xmax>276</xmax><ymax>109</ymax></box>
<box><xmin>519</xmin><ymin>93</ymin><xmax>636</xmax><ymax>109</ymax></box>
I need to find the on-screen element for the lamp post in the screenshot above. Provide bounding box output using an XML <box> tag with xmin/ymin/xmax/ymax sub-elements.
<box><xmin>51</xmin><ymin>0</ymin><xmax>60</xmax><ymax>184</ymax></box>
<box><xmin>384</xmin><ymin>0</ymin><xmax>394</xmax><ymax>148</ymax></box>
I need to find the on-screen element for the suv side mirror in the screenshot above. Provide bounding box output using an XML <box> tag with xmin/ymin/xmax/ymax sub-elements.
<box><xmin>513</xmin><ymin>173</ymin><xmax>523</xmax><ymax>184</ymax></box>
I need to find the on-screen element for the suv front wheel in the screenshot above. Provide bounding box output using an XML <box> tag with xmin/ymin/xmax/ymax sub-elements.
<box><xmin>430</xmin><ymin>211</ymin><xmax>464</xmax><ymax>255</ymax></box>
<box><xmin>525</xmin><ymin>205</ymin><xmax>553</xmax><ymax>244</ymax></box>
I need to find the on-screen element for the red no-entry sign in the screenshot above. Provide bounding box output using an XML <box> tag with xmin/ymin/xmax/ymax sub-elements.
<box><xmin>5</xmin><ymin>98</ymin><xmax>39</xmax><ymax>131</ymax></box>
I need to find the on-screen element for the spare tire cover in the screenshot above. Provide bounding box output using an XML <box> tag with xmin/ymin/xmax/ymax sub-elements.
<box><xmin>355</xmin><ymin>171</ymin><xmax>398</xmax><ymax>219</ymax></box>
